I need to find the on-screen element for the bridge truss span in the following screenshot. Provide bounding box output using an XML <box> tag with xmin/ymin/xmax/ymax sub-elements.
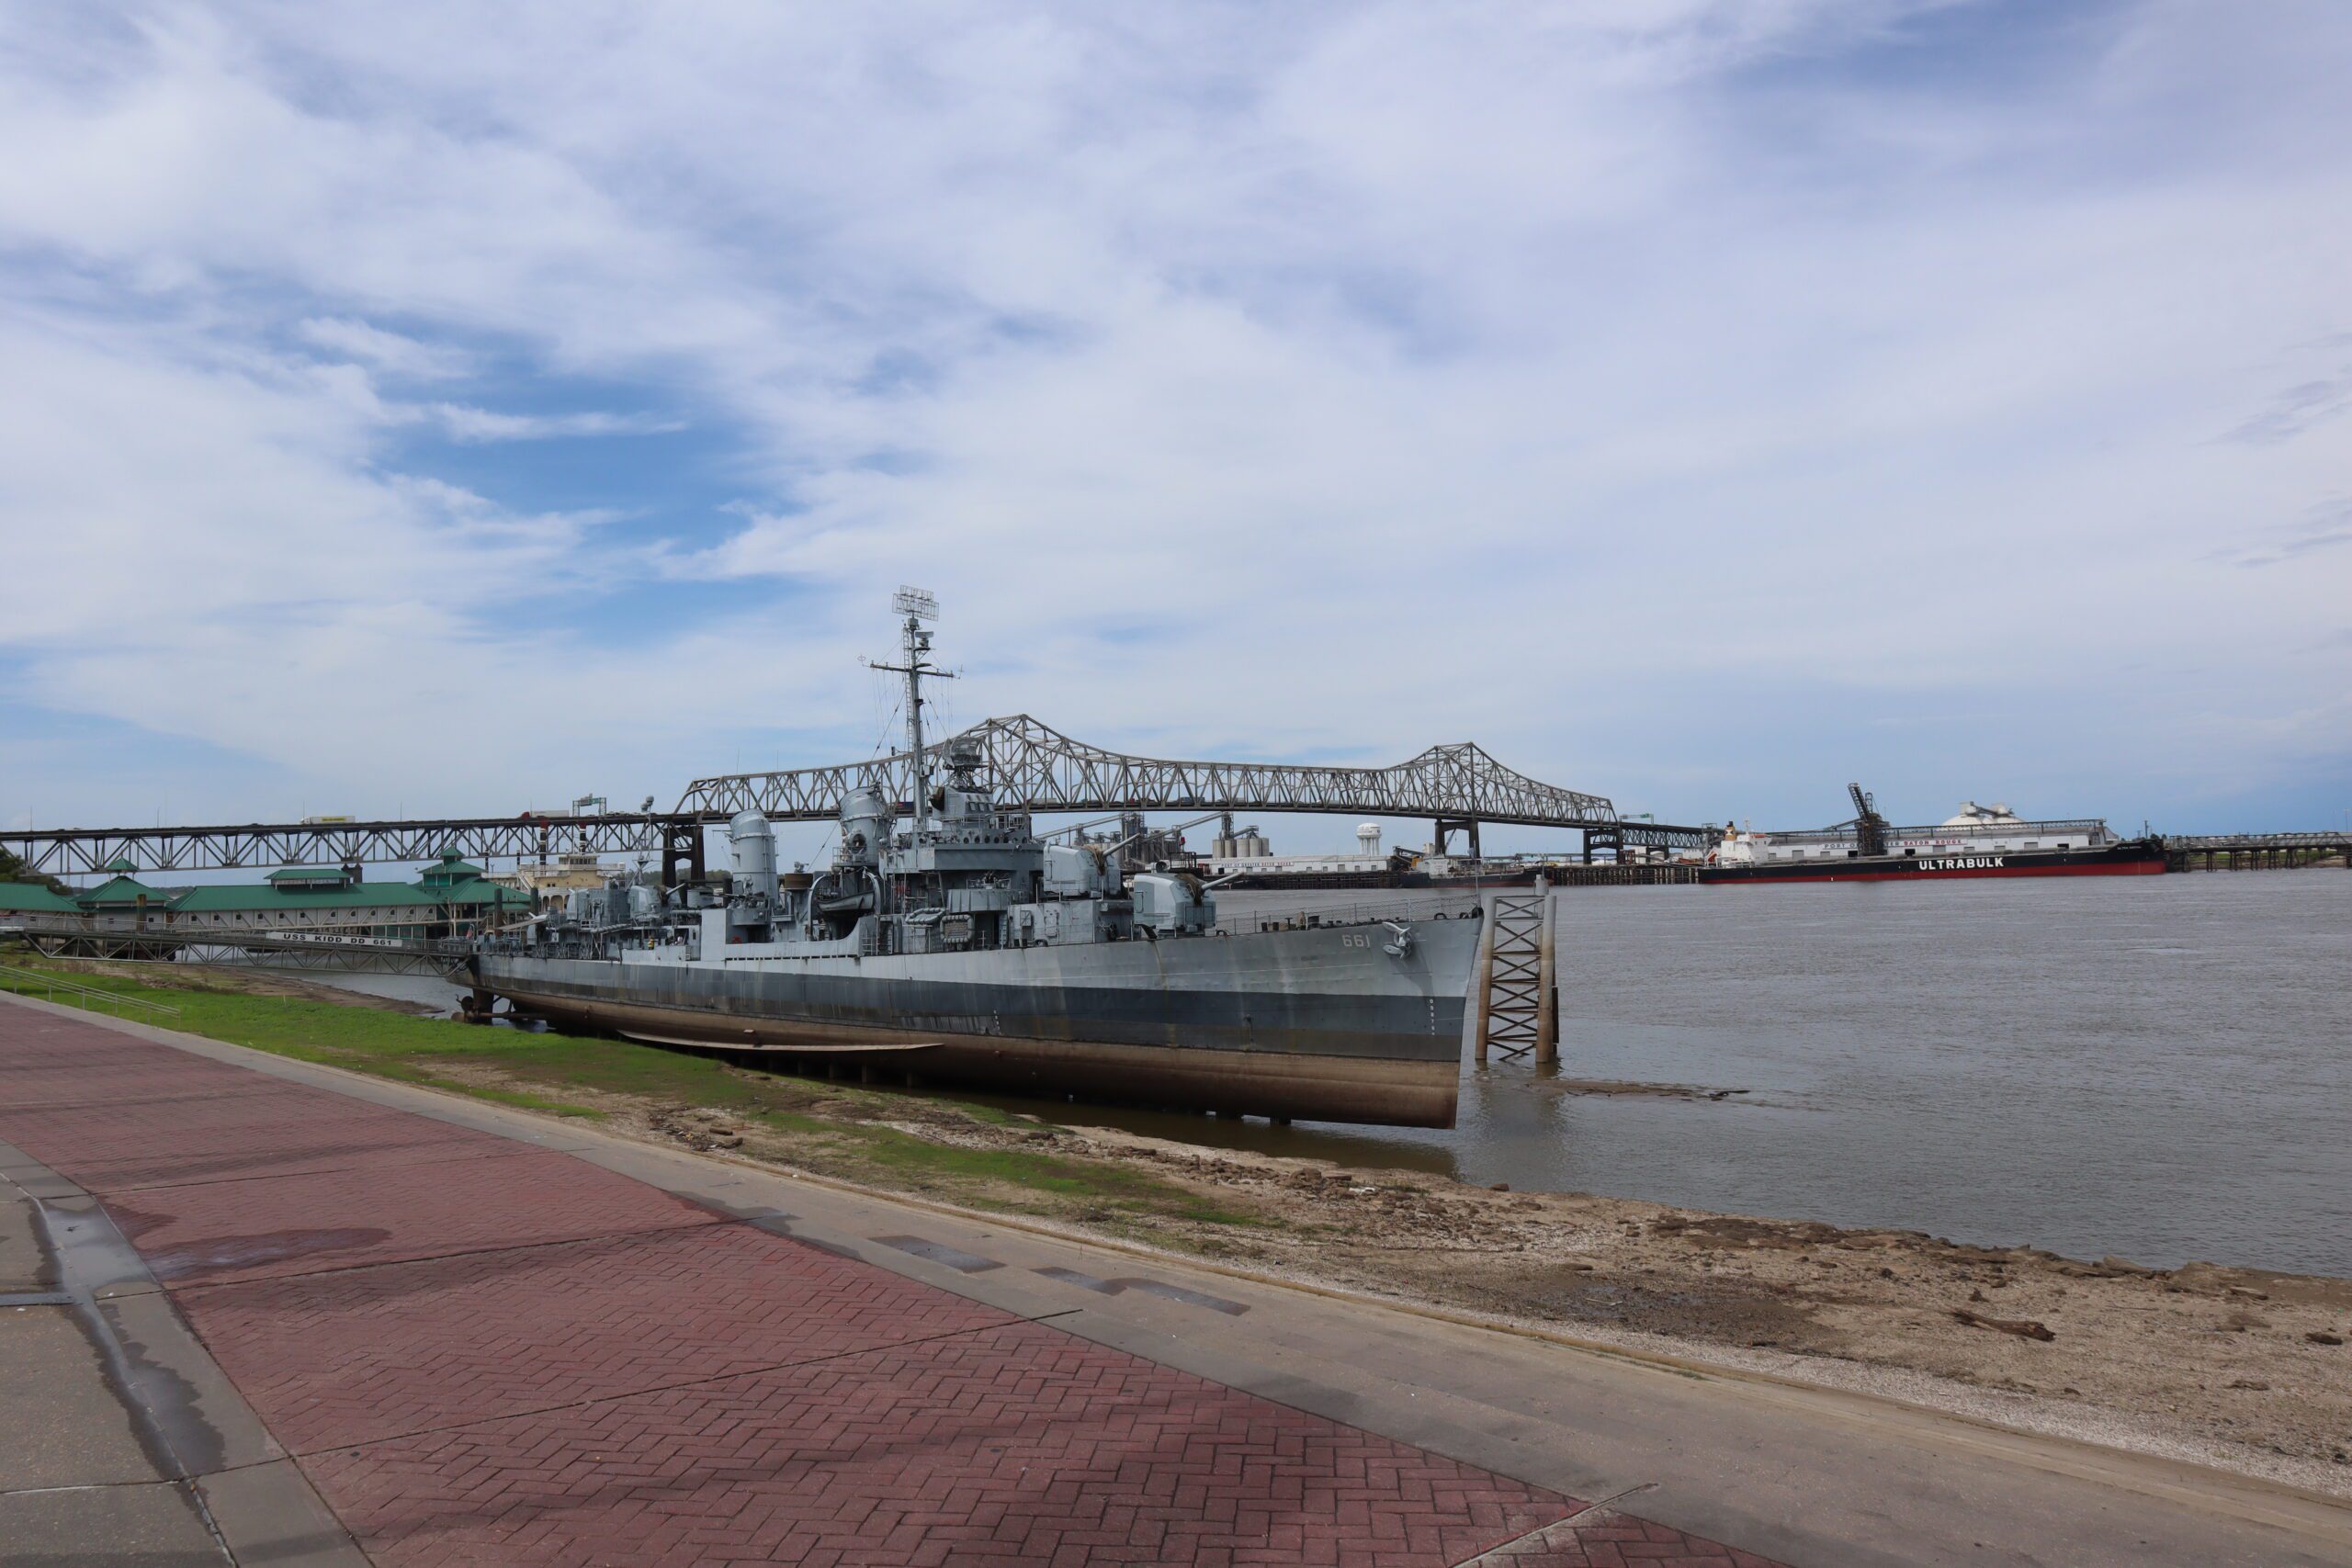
<box><xmin>0</xmin><ymin>716</ymin><xmax>1713</xmax><ymax>878</ymax></box>
<box><xmin>0</xmin><ymin>816</ymin><xmax>674</xmax><ymax>880</ymax></box>
<box><xmin>678</xmin><ymin>714</ymin><xmax>1626</xmax><ymax>831</ymax></box>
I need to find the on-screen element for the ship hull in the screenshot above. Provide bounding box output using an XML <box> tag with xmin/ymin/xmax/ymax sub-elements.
<box><xmin>474</xmin><ymin>919</ymin><xmax>1476</xmax><ymax>1127</ymax></box>
<box><xmin>1699</xmin><ymin>840</ymin><xmax>2166</xmax><ymax>886</ymax></box>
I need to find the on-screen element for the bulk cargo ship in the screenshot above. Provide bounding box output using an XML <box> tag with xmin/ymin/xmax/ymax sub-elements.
<box><xmin>469</xmin><ymin>593</ymin><xmax>1480</xmax><ymax>1128</ymax></box>
<box><xmin>1698</xmin><ymin>785</ymin><xmax>2165</xmax><ymax>885</ymax></box>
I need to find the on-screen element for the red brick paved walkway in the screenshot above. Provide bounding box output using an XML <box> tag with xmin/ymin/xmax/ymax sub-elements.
<box><xmin>0</xmin><ymin>1000</ymin><xmax>1788</xmax><ymax>1567</ymax></box>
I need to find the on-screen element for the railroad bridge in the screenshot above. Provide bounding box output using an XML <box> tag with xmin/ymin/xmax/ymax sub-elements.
<box><xmin>0</xmin><ymin>716</ymin><xmax>1713</xmax><ymax>883</ymax></box>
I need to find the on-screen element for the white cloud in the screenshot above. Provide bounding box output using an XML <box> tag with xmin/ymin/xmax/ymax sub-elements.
<box><xmin>418</xmin><ymin>403</ymin><xmax>683</xmax><ymax>443</ymax></box>
<box><xmin>298</xmin><ymin>316</ymin><xmax>471</xmax><ymax>379</ymax></box>
<box><xmin>0</xmin><ymin>1</ymin><xmax>2346</xmax><ymax>831</ymax></box>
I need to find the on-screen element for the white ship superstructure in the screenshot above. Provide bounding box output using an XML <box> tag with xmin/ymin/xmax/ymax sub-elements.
<box><xmin>1702</xmin><ymin>786</ymin><xmax>2163</xmax><ymax>884</ymax></box>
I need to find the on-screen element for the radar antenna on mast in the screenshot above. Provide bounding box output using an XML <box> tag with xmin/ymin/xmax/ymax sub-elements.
<box><xmin>868</xmin><ymin>587</ymin><xmax>953</xmax><ymax>840</ymax></box>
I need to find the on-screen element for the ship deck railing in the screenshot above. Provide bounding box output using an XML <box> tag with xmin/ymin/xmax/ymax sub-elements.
<box><xmin>1758</xmin><ymin>818</ymin><xmax>2111</xmax><ymax>847</ymax></box>
<box><xmin>482</xmin><ymin>894</ymin><xmax>1503</xmax><ymax>960</ymax></box>
<box><xmin>1210</xmin><ymin>893</ymin><xmax>1487</xmax><ymax>936</ymax></box>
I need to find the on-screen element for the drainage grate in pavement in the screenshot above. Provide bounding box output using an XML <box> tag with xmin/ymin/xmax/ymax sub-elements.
<box><xmin>872</xmin><ymin>1235</ymin><xmax>1002</xmax><ymax>1272</ymax></box>
<box><xmin>1033</xmin><ymin>1266</ymin><xmax>1249</xmax><ymax>1315</ymax></box>
<box><xmin>1117</xmin><ymin>1277</ymin><xmax>1250</xmax><ymax>1315</ymax></box>
<box><xmin>1034</xmin><ymin>1265</ymin><xmax>1120</xmax><ymax>1293</ymax></box>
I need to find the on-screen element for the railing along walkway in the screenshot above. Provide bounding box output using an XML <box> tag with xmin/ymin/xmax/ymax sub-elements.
<box><xmin>0</xmin><ymin>964</ymin><xmax>182</xmax><ymax>1019</ymax></box>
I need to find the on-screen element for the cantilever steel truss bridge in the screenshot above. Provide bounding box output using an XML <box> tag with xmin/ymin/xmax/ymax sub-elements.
<box><xmin>681</xmin><ymin>716</ymin><xmax>1634</xmax><ymax>832</ymax></box>
<box><xmin>0</xmin><ymin>715</ymin><xmax>1711</xmax><ymax>880</ymax></box>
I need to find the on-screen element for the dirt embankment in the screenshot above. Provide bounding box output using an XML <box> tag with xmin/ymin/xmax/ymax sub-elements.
<box><xmin>41</xmin><ymin>959</ymin><xmax>443</xmax><ymax>1014</ymax></box>
<box><xmin>591</xmin><ymin>1078</ymin><xmax>2352</xmax><ymax>1500</ymax></box>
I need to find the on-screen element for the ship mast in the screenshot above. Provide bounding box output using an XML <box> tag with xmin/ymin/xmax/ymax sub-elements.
<box><xmin>873</xmin><ymin>586</ymin><xmax>947</xmax><ymax>841</ymax></box>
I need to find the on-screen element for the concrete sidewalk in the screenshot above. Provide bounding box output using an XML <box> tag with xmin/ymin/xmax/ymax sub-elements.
<box><xmin>0</xmin><ymin>1089</ymin><xmax>360</xmax><ymax>1563</ymax></box>
<box><xmin>3</xmin><ymin>992</ymin><xmax>2346</xmax><ymax>1567</ymax></box>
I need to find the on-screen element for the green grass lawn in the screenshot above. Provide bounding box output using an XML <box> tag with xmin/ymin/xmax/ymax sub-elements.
<box><xmin>0</xmin><ymin>956</ymin><xmax>1266</xmax><ymax>1234</ymax></box>
<box><xmin>1</xmin><ymin>959</ymin><xmax>615</xmax><ymax>1116</ymax></box>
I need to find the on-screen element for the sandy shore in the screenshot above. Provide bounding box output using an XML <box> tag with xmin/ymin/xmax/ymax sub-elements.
<box><xmin>639</xmin><ymin>1089</ymin><xmax>2352</xmax><ymax>1501</ymax></box>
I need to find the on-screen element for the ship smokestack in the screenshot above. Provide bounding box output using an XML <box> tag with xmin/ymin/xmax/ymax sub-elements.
<box><xmin>728</xmin><ymin>810</ymin><xmax>779</xmax><ymax>905</ymax></box>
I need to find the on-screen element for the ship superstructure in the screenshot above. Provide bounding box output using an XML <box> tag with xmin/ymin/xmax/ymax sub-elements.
<box><xmin>471</xmin><ymin>592</ymin><xmax>1480</xmax><ymax>1126</ymax></box>
<box><xmin>1700</xmin><ymin>787</ymin><xmax>2165</xmax><ymax>883</ymax></box>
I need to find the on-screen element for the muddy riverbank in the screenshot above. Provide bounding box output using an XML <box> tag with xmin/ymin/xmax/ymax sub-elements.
<box><xmin>33</xmin><ymin>953</ymin><xmax>2352</xmax><ymax>1500</ymax></box>
<box><xmin>607</xmin><ymin>1073</ymin><xmax>2352</xmax><ymax>1501</ymax></box>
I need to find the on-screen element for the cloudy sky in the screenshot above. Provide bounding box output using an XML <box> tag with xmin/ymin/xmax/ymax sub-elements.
<box><xmin>2</xmin><ymin>0</ymin><xmax>2346</xmax><ymax>853</ymax></box>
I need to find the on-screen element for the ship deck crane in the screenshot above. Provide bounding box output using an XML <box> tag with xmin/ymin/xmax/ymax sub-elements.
<box><xmin>1848</xmin><ymin>783</ymin><xmax>1891</xmax><ymax>858</ymax></box>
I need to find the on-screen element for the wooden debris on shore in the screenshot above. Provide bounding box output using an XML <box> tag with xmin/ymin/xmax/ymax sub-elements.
<box><xmin>1951</xmin><ymin>1307</ymin><xmax>2057</xmax><ymax>1342</ymax></box>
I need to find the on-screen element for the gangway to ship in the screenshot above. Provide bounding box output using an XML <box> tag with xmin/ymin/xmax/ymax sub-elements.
<box><xmin>1470</xmin><ymin>886</ymin><xmax>1558</xmax><ymax>1066</ymax></box>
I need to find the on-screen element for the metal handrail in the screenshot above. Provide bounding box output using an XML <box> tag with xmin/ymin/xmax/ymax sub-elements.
<box><xmin>11</xmin><ymin>912</ymin><xmax>482</xmax><ymax>940</ymax></box>
<box><xmin>1756</xmin><ymin>818</ymin><xmax>2111</xmax><ymax>846</ymax></box>
<box><xmin>1209</xmin><ymin>893</ymin><xmax>1487</xmax><ymax>936</ymax></box>
<box><xmin>0</xmin><ymin>964</ymin><xmax>182</xmax><ymax>1018</ymax></box>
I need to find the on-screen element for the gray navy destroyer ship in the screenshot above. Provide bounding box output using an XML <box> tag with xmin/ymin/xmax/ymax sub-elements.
<box><xmin>470</xmin><ymin>592</ymin><xmax>1481</xmax><ymax>1127</ymax></box>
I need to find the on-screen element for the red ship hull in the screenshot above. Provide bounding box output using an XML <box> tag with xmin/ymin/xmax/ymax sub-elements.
<box><xmin>1699</xmin><ymin>841</ymin><xmax>2167</xmax><ymax>886</ymax></box>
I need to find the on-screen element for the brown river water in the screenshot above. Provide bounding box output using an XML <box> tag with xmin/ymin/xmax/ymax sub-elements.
<box><xmin>282</xmin><ymin>871</ymin><xmax>2352</xmax><ymax>1278</ymax></box>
